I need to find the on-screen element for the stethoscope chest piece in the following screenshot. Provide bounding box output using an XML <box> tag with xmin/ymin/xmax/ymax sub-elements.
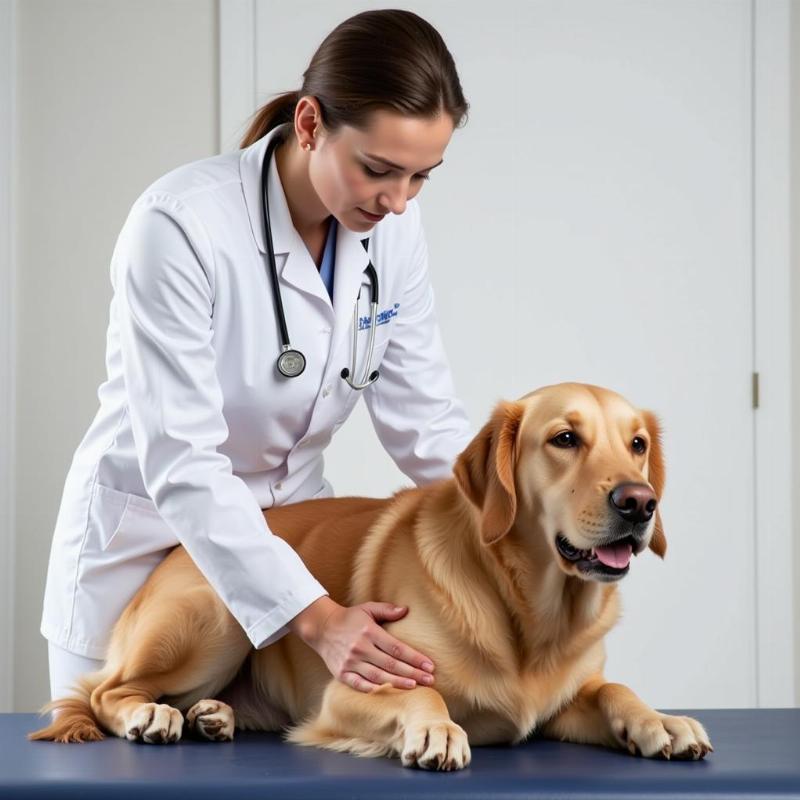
<box><xmin>277</xmin><ymin>348</ymin><xmax>306</xmax><ymax>378</ymax></box>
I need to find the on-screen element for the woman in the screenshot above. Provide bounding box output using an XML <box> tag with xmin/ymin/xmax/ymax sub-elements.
<box><xmin>41</xmin><ymin>9</ymin><xmax>472</xmax><ymax>706</ymax></box>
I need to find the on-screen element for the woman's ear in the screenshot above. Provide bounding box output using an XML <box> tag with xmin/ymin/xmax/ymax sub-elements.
<box><xmin>453</xmin><ymin>400</ymin><xmax>525</xmax><ymax>546</ymax></box>
<box><xmin>641</xmin><ymin>409</ymin><xmax>667</xmax><ymax>559</ymax></box>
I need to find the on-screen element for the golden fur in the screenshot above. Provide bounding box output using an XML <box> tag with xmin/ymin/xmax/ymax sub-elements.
<box><xmin>30</xmin><ymin>383</ymin><xmax>712</xmax><ymax>769</ymax></box>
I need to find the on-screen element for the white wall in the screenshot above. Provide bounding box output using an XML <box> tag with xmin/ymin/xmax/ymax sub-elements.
<box><xmin>9</xmin><ymin>0</ymin><xmax>800</xmax><ymax>710</ymax></box>
<box><xmin>1</xmin><ymin>0</ymin><xmax>18</xmax><ymax>712</ymax></box>
<box><xmin>13</xmin><ymin>0</ymin><xmax>218</xmax><ymax>711</ymax></box>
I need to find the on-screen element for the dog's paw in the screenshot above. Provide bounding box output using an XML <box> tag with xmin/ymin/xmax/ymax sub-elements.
<box><xmin>610</xmin><ymin>712</ymin><xmax>713</xmax><ymax>760</ymax></box>
<box><xmin>657</xmin><ymin>713</ymin><xmax>713</xmax><ymax>760</ymax></box>
<box><xmin>185</xmin><ymin>699</ymin><xmax>235</xmax><ymax>742</ymax></box>
<box><xmin>400</xmin><ymin>719</ymin><xmax>471</xmax><ymax>771</ymax></box>
<box><xmin>125</xmin><ymin>702</ymin><xmax>183</xmax><ymax>744</ymax></box>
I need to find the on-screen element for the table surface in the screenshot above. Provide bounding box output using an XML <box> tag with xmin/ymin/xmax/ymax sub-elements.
<box><xmin>1</xmin><ymin>709</ymin><xmax>799</xmax><ymax>799</ymax></box>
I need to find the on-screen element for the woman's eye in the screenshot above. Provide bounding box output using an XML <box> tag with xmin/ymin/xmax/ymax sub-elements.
<box><xmin>550</xmin><ymin>431</ymin><xmax>579</xmax><ymax>448</ymax></box>
<box><xmin>363</xmin><ymin>164</ymin><xmax>389</xmax><ymax>178</ymax></box>
<box><xmin>632</xmin><ymin>437</ymin><xmax>647</xmax><ymax>454</ymax></box>
<box><xmin>362</xmin><ymin>164</ymin><xmax>431</xmax><ymax>181</ymax></box>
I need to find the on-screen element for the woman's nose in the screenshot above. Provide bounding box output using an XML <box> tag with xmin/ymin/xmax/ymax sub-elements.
<box><xmin>379</xmin><ymin>180</ymin><xmax>410</xmax><ymax>215</ymax></box>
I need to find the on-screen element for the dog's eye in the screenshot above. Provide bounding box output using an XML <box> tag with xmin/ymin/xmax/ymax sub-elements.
<box><xmin>632</xmin><ymin>436</ymin><xmax>647</xmax><ymax>454</ymax></box>
<box><xmin>550</xmin><ymin>431</ymin><xmax>579</xmax><ymax>448</ymax></box>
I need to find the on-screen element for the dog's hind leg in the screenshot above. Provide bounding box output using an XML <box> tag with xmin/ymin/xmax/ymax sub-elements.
<box><xmin>91</xmin><ymin>582</ymin><xmax>251</xmax><ymax>743</ymax></box>
<box><xmin>285</xmin><ymin>680</ymin><xmax>472</xmax><ymax>771</ymax></box>
<box><xmin>184</xmin><ymin>698</ymin><xmax>236</xmax><ymax>741</ymax></box>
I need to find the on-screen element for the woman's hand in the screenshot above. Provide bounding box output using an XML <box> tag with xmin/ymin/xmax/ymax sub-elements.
<box><xmin>288</xmin><ymin>596</ymin><xmax>436</xmax><ymax>693</ymax></box>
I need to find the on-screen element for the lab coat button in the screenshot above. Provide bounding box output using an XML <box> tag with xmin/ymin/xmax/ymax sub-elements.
<box><xmin>322</xmin><ymin>385</ymin><xmax>331</xmax><ymax>398</ymax></box>
<box><xmin>274</xmin><ymin>482</ymin><xmax>282</xmax><ymax>491</ymax></box>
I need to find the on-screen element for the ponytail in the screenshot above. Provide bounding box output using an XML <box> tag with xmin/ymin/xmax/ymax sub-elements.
<box><xmin>240</xmin><ymin>90</ymin><xmax>299</xmax><ymax>148</ymax></box>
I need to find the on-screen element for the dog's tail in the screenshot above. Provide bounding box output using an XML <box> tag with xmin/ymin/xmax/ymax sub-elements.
<box><xmin>28</xmin><ymin>672</ymin><xmax>106</xmax><ymax>743</ymax></box>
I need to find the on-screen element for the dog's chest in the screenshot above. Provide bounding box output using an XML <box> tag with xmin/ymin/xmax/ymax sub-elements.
<box><xmin>454</xmin><ymin>677</ymin><xmax>561</xmax><ymax>745</ymax></box>
<box><xmin>451</xmin><ymin>652</ymin><xmax>601</xmax><ymax>746</ymax></box>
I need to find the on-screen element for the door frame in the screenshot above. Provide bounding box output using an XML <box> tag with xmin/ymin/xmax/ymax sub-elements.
<box><xmin>217</xmin><ymin>0</ymin><xmax>795</xmax><ymax>705</ymax></box>
<box><xmin>752</xmin><ymin>0</ymin><xmax>793</xmax><ymax>707</ymax></box>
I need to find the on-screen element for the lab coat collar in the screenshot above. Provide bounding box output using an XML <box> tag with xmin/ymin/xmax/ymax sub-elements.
<box><xmin>240</xmin><ymin>122</ymin><xmax>296</xmax><ymax>257</ymax></box>
<box><xmin>239</xmin><ymin>123</ymin><xmax>371</xmax><ymax>323</ymax></box>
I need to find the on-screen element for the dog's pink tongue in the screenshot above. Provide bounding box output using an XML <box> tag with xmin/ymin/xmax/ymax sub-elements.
<box><xmin>593</xmin><ymin>541</ymin><xmax>633</xmax><ymax>569</ymax></box>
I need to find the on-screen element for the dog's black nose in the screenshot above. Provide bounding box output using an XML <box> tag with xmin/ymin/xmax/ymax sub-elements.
<box><xmin>609</xmin><ymin>483</ymin><xmax>657</xmax><ymax>524</ymax></box>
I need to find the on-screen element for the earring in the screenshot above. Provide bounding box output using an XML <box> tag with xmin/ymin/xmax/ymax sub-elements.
<box><xmin>304</xmin><ymin>143</ymin><xmax>312</xmax><ymax>152</ymax></box>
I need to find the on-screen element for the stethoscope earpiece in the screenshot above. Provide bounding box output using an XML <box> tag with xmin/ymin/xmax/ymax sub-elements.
<box><xmin>261</xmin><ymin>128</ymin><xmax>381</xmax><ymax>390</ymax></box>
<box><xmin>339</xmin><ymin>367</ymin><xmax>380</xmax><ymax>386</ymax></box>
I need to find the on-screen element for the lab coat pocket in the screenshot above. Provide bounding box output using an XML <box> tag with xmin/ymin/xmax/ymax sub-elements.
<box><xmin>335</xmin><ymin>332</ymin><xmax>391</xmax><ymax>424</ymax></box>
<box><xmin>92</xmin><ymin>483</ymin><xmax>179</xmax><ymax>558</ymax></box>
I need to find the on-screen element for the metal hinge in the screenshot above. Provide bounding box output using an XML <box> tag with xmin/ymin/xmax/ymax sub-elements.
<box><xmin>752</xmin><ymin>372</ymin><xmax>759</xmax><ymax>409</ymax></box>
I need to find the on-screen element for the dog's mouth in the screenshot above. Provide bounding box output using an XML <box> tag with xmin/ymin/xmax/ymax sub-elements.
<box><xmin>555</xmin><ymin>533</ymin><xmax>638</xmax><ymax>580</ymax></box>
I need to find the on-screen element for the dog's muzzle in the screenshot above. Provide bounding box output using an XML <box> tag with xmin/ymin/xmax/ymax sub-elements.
<box><xmin>555</xmin><ymin>531</ymin><xmax>644</xmax><ymax>581</ymax></box>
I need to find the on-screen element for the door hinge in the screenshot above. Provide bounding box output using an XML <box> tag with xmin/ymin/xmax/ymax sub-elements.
<box><xmin>752</xmin><ymin>372</ymin><xmax>759</xmax><ymax>409</ymax></box>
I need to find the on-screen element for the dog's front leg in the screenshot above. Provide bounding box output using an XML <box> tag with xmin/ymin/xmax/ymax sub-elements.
<box><xmin>539</xmin><ymin>674</ymin><xmax>713</xmax><ymax>760</ymax></box>
<box><xmin>285</xmin><ymin>680</ymin><xmax>471</xmax><ymax>771</ymax></box>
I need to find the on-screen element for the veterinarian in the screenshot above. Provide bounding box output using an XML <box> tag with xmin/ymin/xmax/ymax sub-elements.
<box><xmin>41</xmin><ymin>9</ymin><xmax>473</xmax><ymax>706</ymax></box>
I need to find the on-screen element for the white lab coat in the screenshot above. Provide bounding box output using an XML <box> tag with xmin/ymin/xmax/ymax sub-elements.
<box><xmin>40</xmin><ymin>123</ymin><xmax>473</xmax><ymax>660</ymax></box>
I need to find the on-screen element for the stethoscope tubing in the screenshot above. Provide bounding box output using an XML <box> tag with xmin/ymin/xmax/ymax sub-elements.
<box><xmin>261</xmin><ymin>133</ymin><xmax>292</xmax><ymax>349</ymax></box>
<box><xmin>261</xmin><ymin>129</ymin><xmax>380</xmax><ymax>388</ymax></box>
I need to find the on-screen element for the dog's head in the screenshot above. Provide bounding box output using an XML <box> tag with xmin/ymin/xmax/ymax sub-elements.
<box><xmin>453</xmin><ymin>383</ymin><xmax>667</xmax><ymax>583</ymax></box>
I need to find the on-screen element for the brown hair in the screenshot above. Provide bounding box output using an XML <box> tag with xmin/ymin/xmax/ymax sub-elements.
<box><xmin>239</xmin><ymin>9</ymin><xmax>469</xmax><ymax>148</ymax></box>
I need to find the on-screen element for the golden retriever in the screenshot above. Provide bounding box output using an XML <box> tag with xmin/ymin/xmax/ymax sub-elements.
<box><xmin>31</xmin><ymin>382</ymin><xmax>713</xmax><ymax>769</ymax></box>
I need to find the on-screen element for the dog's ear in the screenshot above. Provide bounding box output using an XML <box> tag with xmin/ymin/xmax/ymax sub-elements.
<box><xmin>453</xmin><ymin>400</ymin><xmax>525</xmax><ymax>546</ymax></box>
<box><xmin>641</xmin><ymin>409</ymin><xmax>667</xmax><ymax>559</ymax></box>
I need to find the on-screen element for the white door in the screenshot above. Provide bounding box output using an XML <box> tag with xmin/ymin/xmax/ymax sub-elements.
<box><xmin>229</xmin><ymin>0</ymin><xmax>786</xmax><ymax>709</ymax></box>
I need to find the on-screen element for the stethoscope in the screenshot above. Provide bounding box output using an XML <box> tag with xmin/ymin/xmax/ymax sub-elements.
<box><xmin>261</xmin><ymin>130</ymin><xmax>380</xmax><ymax>390</ymax></box>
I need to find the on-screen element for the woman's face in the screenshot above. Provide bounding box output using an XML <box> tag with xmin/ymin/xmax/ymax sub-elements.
<box><xmin>310</xmin><ymin>108</ymin><xmax>454</xmax><ymax>232</ymax></box>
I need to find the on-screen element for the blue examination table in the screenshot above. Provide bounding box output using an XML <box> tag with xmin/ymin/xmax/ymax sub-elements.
<box><xmin>1</xmin><ymin>708</ymin><xmax>798</xmax><ymax>798</ymax></box>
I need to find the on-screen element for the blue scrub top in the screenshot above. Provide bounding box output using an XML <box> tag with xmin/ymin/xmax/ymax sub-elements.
<box><xmin>318</xmin><ymin>217</ymin><xmax>337</xmax><ymax>301</ymax></box>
